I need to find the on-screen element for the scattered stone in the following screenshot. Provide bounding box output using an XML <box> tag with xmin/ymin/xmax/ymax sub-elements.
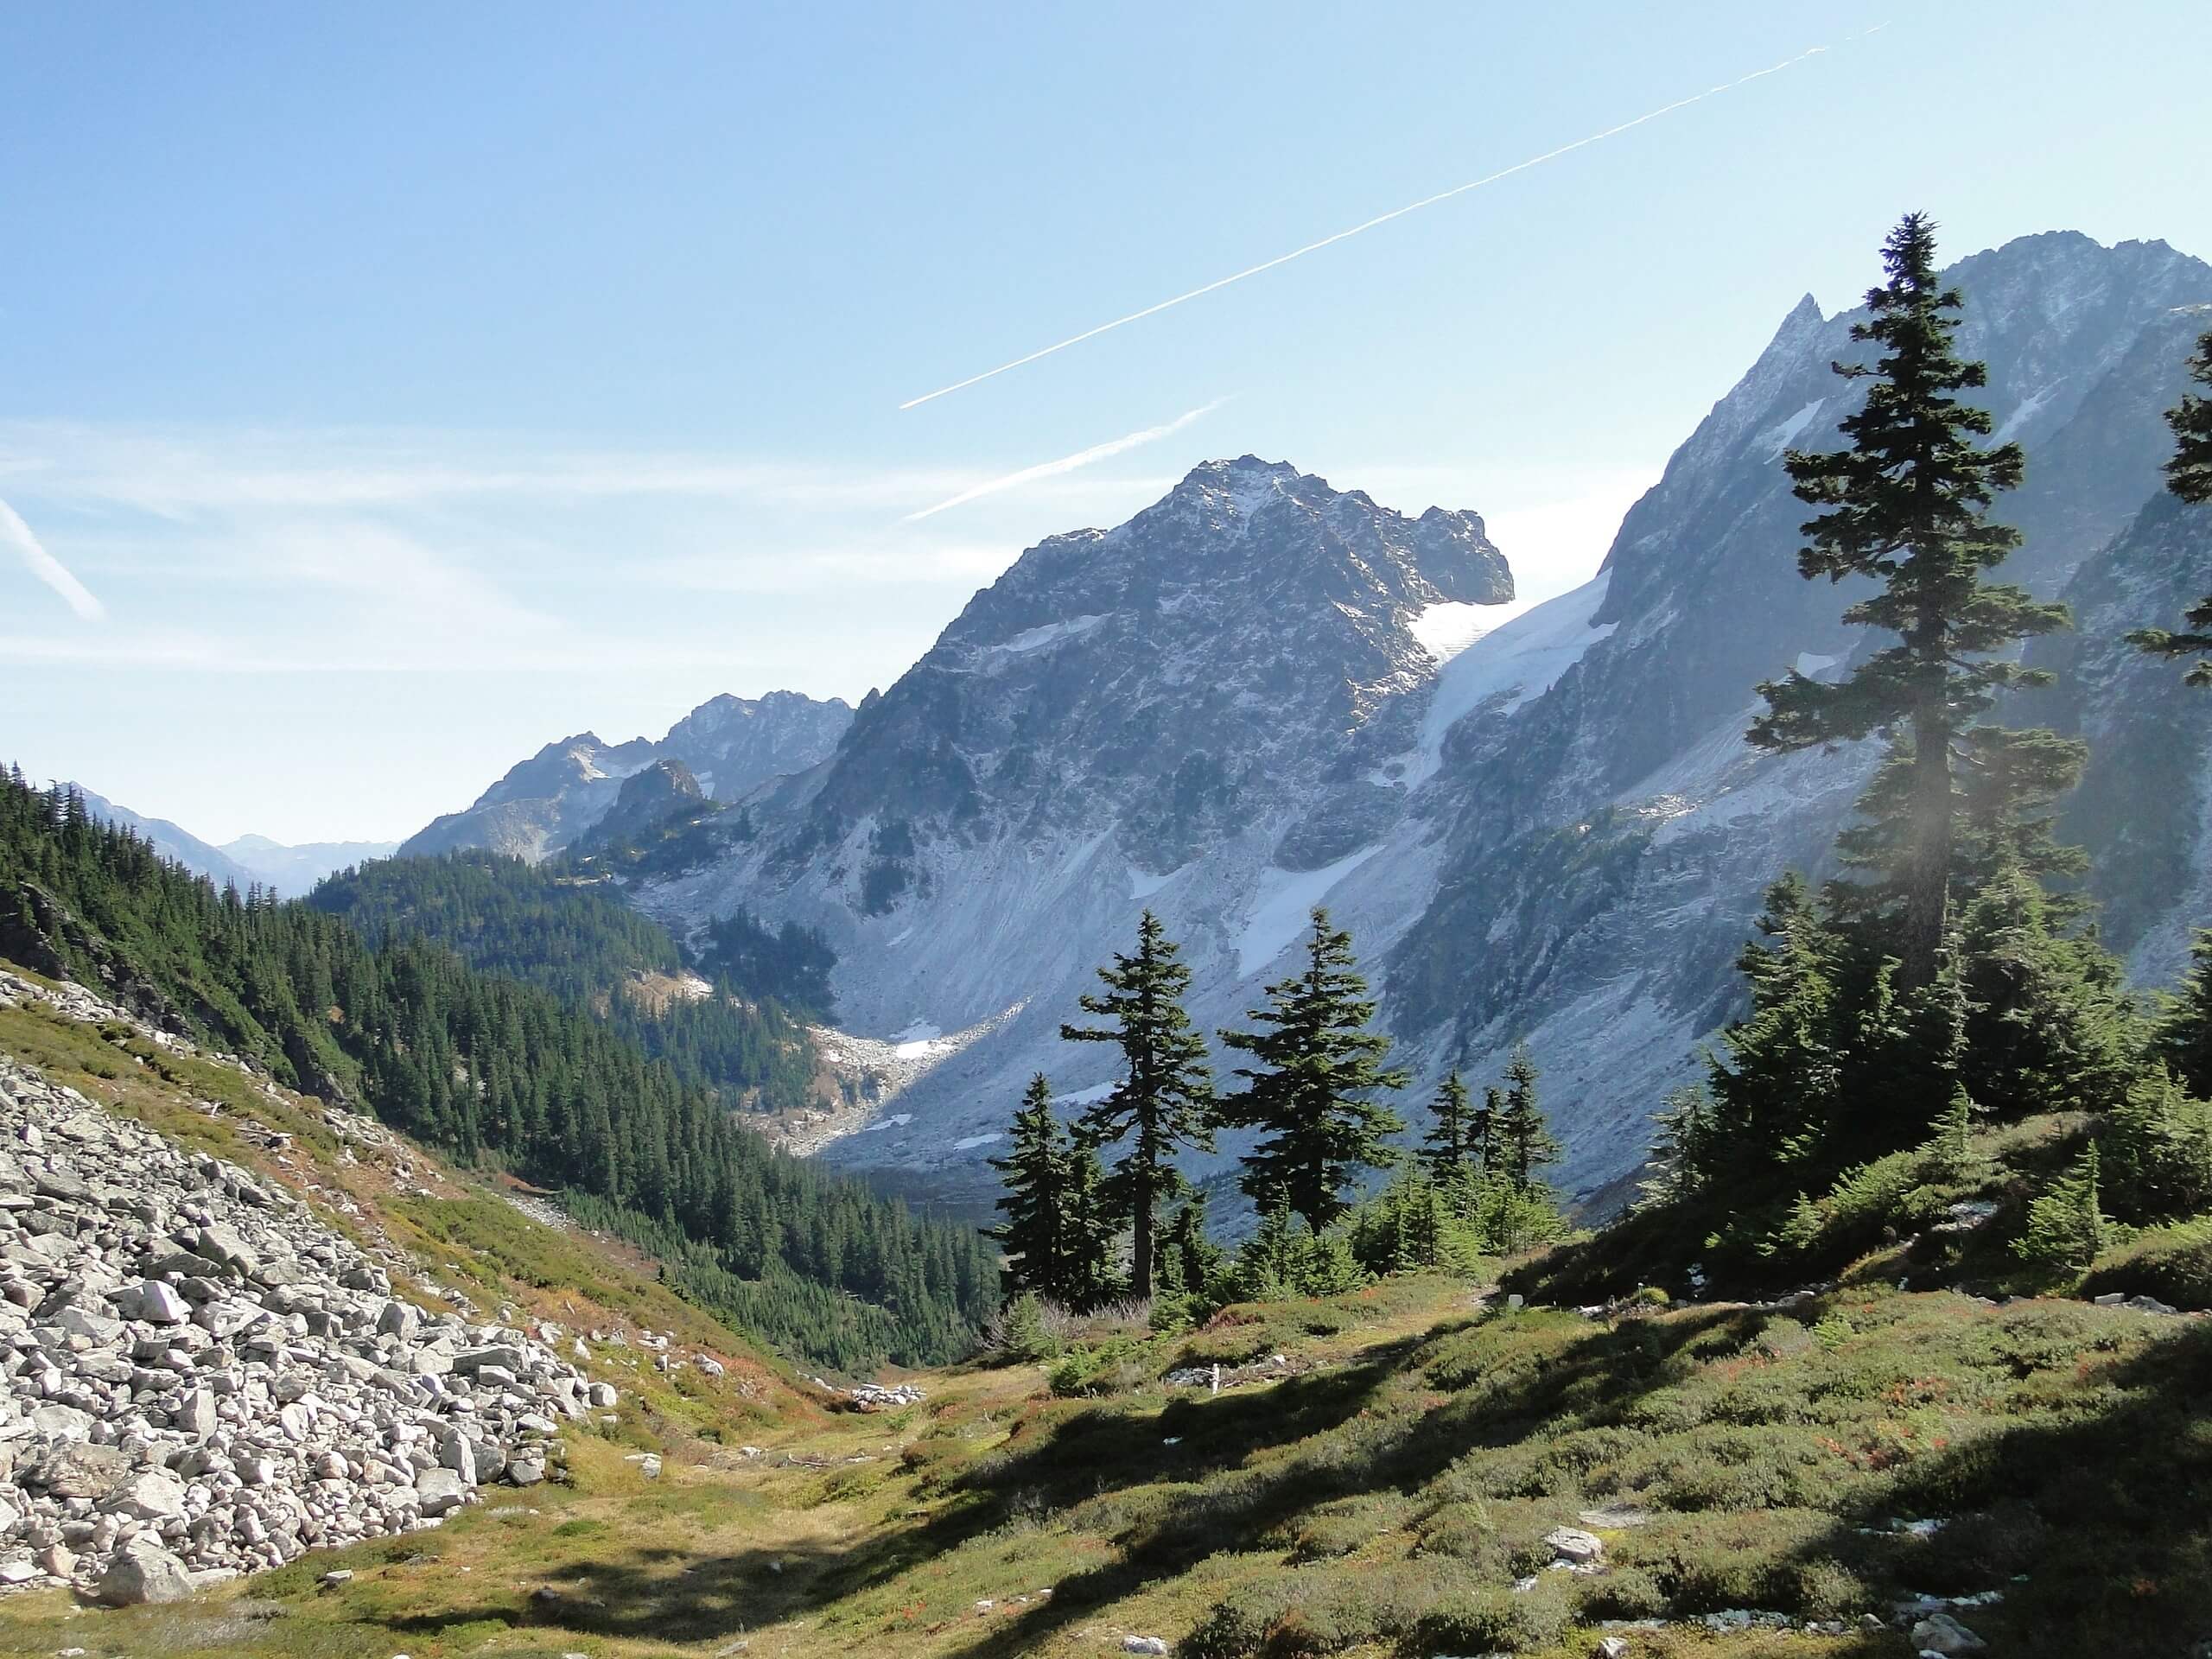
<box><xmin>1911</xmin><ymin>1611</ymin><xmax>1987</xmax><ymax>1652</ymax></box>
<box><xmin>1594</xmin><ymin>1638</ymin><xmax>1631</xmax><ymax>1659</ymax></box>
<box><xmin>1577</xmin><ymin>1505</ymin><xmax>1653</xmax><ymax>1529</ymax></box>
<box><xmin>842</xmin><ymin>1382</ymin><xmax>925</xmax><ymax>1412</ymax></box>
<box><xmin>1543</xmin><ymin>1526</ymin><xmax>1605</xmax><ymax>1565</ymax></box>
<box><xmin>1122</xmin><ymin>1640</ymin><xmax>1169</xmax><ymax>1656</ymax></box>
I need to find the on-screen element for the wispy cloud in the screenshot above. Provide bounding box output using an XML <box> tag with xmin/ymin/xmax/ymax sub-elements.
<box><xmin>898</xmin><ymin>28</ymin><xmax>1889</xmax><ymax>410</ymax></box>
<box><xmin>904</xmin><ymin>400</ymin><xmax>1229</xmax><ymax>523</ymax></box>
<box><xmin>0</xmin><ymin>495</ymin><xmax>105</xmax><ymax>621</ymax></box>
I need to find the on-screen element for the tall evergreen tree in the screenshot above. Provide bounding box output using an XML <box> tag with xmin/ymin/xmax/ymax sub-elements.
<box><xmin>1495</xmin><ymin>1044</ymin><xmax>1563</xmax><ymax>1192</ymax></box>
<box><xmin>1419</xmin><ymin>1071</ymin><xmax>1478</xmax><ymax>1186</ymax></box>
<box><xmin>1749</xmin><ymin>213</ymin><xmax>2068</xmax><ymax>987</ymax></box>
<box><xmin>987</xmin><ymin>1074</ymin><xmax>1073</xmax><ymax>1300</ymax></box>
<box><xmin>1059</xmin><ymin>910</ymin><xmax>1216</xmax><ymax>1300</ymax></box>
<box><xmin>1952</xmin><ymin>864</ymin><xmax>2142</xmax><ymax>1117</ymax></box>
<box><xmin>2129</xmin><ymin>330</ymin><xmax>2212</xmax><ymax>682</ymax></box>
<box><xmin>1220</xmin><ymin>907</ymin><xmax>1408</xmax><ymax>1231</ymax></box>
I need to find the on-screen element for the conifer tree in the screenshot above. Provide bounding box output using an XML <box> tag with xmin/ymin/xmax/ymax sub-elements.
<box><xmin>1059</xmin><ymin>910</ymin><xmax>1216</xmax><ymax>1300</ymax></box>
<box><xmin>1707</xmin><ymin>874</ymin><xmax>1849</xmax><ymax>1169</ymax></box>
<box><xmin>1952</xmin><ymin>863</ymin><xmax>2141</xmax><ymax>1118</ymax></box>
<box><xmin>2129</xmin><ymin>331</ymin><xmax>2212</xmax><ymax>682</ymax></box>
<box><xmin>1640</xmin><ymin>1084</ymin><xmax>1719</xmax><ymax>1205</ymax></box>
<box><xmin>1058</xmin><ymin>1126</ymin><xmax>1120</xmax><ymax>1308</ymax></box>
<box><xmin>1156</xmin><ymin>1195</ymin><xmax>1224</xmax><ymax>1300</ymax></box>
<box><xmin>1419</xmin><ymin>1071</ymin><xmax>1478</xmax><ymax>1186</ymax></box>
<box><xmin>2103</xmin><ymin>1066</ymin><xmax>2212</xmax><ymax>1223</ymax></box>
<box><xmin>1221</xmin><ymin>907</ymin><xmax>1407</xmax><ymax>1230</ymax></box>
<box><xmin>986</xmin><ymin>1074</ymin><xmax>1071</xmax><ymax>1300</ymax></box>
<box><xmin>1749</xmin><ymin>213</ymin><xmax>2068</xmax><ymax>987</ymax></box>
<box><xmin>2012</xmin><ymin>1141</ymin><xmax>2107</xmax><ymax>1270</ymax></box>
<box><xmin>2153</xmin><ymin>932</ymin><xmax>2212</xmax><ymax>1098</ymax></box>
<box><xmin>1831</xmin><ymin>726</ymin><xmax>2089</xmax><ymax>922</ymax></box>
<box><xmin>1495</xmin><ymin>1045</ymin><xmax>1562</xmax><ymax>1192</ymax></box>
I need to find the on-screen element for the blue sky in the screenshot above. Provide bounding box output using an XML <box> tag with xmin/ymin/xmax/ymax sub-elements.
<box><xmin>3</xmin><ymin>2</ymin><xmax>2207</xmax><ymax>843</ymax></box>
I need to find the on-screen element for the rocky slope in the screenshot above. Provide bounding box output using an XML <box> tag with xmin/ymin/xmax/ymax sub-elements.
<box><xmin>403</xmin><ymin>690</ymin><xmax>853</xmax><ymax>863</ymax></box>
<box><xmin>0</xmin><ymin>965</ymin><xmax>799</xmax><ymax>1605</ymax></box>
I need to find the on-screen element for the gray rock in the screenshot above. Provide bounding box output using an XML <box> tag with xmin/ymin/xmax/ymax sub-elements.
<box><xmin>1543</xmin><ymin>1526</ymin><xmax>1605</xmax><ymax>1565</ymax></box>
<box><xmin>129</xmin><ymin>1280</ymin><xmax>193</xmax><ymax>1324</ymax></box>
<box><xmin>415</xmin><ymin>1469</ymin><xmax>468</xmax><ymax>1517</ymax></box>
<box><xmin>1911</xmin><ymin>1612</ymin><xmax>1987</xmax><ymax>1654</ymax></box>
<box><xmin>194</xmin><ymin>1223</ymin><xmax>258</xmax><ymax>1277</ymax></box>
<box><xmin>35</xmin><ymin>1441</ymin><xmax>131</xmax><ymax>1500</ymax></box>
<box><xmin>94</xmin><ymin>1539</ymin><xmax>194</xmax><ymax>1605</ymax></box>
<box><xmin>101</xmin><ymin>1470</ymin><xmax>189</xmax><ymax>1521</ymax></box>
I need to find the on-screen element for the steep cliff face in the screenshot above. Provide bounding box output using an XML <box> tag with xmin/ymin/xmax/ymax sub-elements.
<box><xmin>401</xmin><ymin>692</ymin><xmax>852</xmax><ymax>864</ymax></box>
<box><xmin>2044</xmin><ymin>481</ymin><xmax>2212</xmax><ymax>983</ymax></box>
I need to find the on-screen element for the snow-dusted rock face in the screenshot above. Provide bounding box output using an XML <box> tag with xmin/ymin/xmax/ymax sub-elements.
<box><xmin>1384</xmin><ymin>232</ymin><xmax>2212</xmax><ymax>1198</ymax></box>
<box><xmin>622</xmin><ymin>234</ymin><xmax>2212</xmax><ymax>1211</ymax></box>
<box><xmin>2042</xmin><ymin>478</ymin><xmax>2212</xmax><ymax>987</ymax></box>
<box><xmin>634</xmin><ymin>456</ymin><xmax>1514</xmax><ymax>1191</ymax></box>
<box><xmin>401</xmin><ymin>690</ymin><xmax>853</xmax><ymax>864</ymax></box>
<box><xmin>0</xmin><ymin>1040</ymin><xmax>603</xmax><ymax>1598</ymax></box>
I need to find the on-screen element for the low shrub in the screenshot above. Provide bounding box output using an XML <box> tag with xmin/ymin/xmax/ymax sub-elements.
<box><xmin>2081</xmin><ymin>1214</ymin><xmax>2212</xmax><ymax>1308</ymax></box>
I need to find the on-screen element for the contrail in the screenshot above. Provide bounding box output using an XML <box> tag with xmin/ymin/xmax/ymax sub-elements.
<box><xmin>904</xmin><ymin>398</ymin><xmax>1229</xmax><ymax>521</ymax></box>
<box><xmin>0</xmin><ymin>496</ymin><xmax>105</xmax><ymax>621</ymax></box>
<box><xmin>900</xmin><ymin>25</ymin><xmax>1888</xmax><ymax>410</ymax></box>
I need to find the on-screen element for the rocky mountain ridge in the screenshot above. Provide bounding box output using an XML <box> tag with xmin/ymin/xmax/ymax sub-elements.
<box><xmin>402</xmin><ymin>690</ymin><xmax>854</xmax><ymax>864</ymax></box>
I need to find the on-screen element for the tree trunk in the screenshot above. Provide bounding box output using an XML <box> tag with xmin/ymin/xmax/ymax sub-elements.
<box><xmin>1903</xmin><ymin>693</ymin><xmax>1953</xmax><ymax>989</ymax></box>
<box><xmin>1130</xmin><ymin>1164</ymin><xmax>1154</xmax><ymax>1302</ymax></box>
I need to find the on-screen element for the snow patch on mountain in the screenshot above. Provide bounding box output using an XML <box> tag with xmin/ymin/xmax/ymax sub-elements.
<box><xmin>1239</xmin><ymin>845</ymin><xmax>1388</xmax><ymax>975</ymax></box>
<box><xmin>1408</xmin><ymin>573</ymin><xmax>1617</xmax><ymax>785</ymax></box>
<box><xmin>1760</xmin><ymin>397</ymin><xmax>1827</xmax><ymax>460</ymax></box>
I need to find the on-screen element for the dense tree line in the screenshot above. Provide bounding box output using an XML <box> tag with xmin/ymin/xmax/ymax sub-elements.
<box><xmin>696</xmin><ymin>906</ymin><xmax>839</xmax><ymax>1023</ymax></box>
<box><xmin>310</xmin><ymin>851</ymin><xmax>821</xmax><ymax>1111</ymax></box>
<box><xmin>0</xmin><ymin>778</ymin><xmax>995</xmax><ymax>1370</ymax></box>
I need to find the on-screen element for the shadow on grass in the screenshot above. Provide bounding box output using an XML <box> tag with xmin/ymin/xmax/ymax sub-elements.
<box><xmin>1777</xmin><ymin>1315</ymin><xmax>2212</xmax><ymax>1654</ymax></box>
<box><xmin>386</xmin><ymin>1299</ymin><xmax>2212</xmax><ymax>1657</ymax></box>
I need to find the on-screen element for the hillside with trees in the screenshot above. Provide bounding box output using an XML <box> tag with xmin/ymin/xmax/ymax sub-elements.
<box><xmin>0</xmin><ymin>776</ymin><xmax>995</xmax><ymax>1370</ymax></box>
<box><xmin>309</xmin><ymin>849</ymin><xmax>826</xmax><ymax>1109</ymax></box>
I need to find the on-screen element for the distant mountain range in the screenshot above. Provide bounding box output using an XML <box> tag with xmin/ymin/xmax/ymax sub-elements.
<box><xmin>397</xmin><ymin>691</ymin><xmax>854</xmax><ymax>863</ymax></box>
<box><xmin>68</xmin><ymin>787</ymin><xmax>394</xmax><ymax>899</ymax></box>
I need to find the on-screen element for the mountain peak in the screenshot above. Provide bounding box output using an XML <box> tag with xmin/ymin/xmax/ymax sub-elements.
<box><xmin>1166</xmin><ymin>454</ymin><xmax>1309</xmax><ymax>517</ymax></box>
